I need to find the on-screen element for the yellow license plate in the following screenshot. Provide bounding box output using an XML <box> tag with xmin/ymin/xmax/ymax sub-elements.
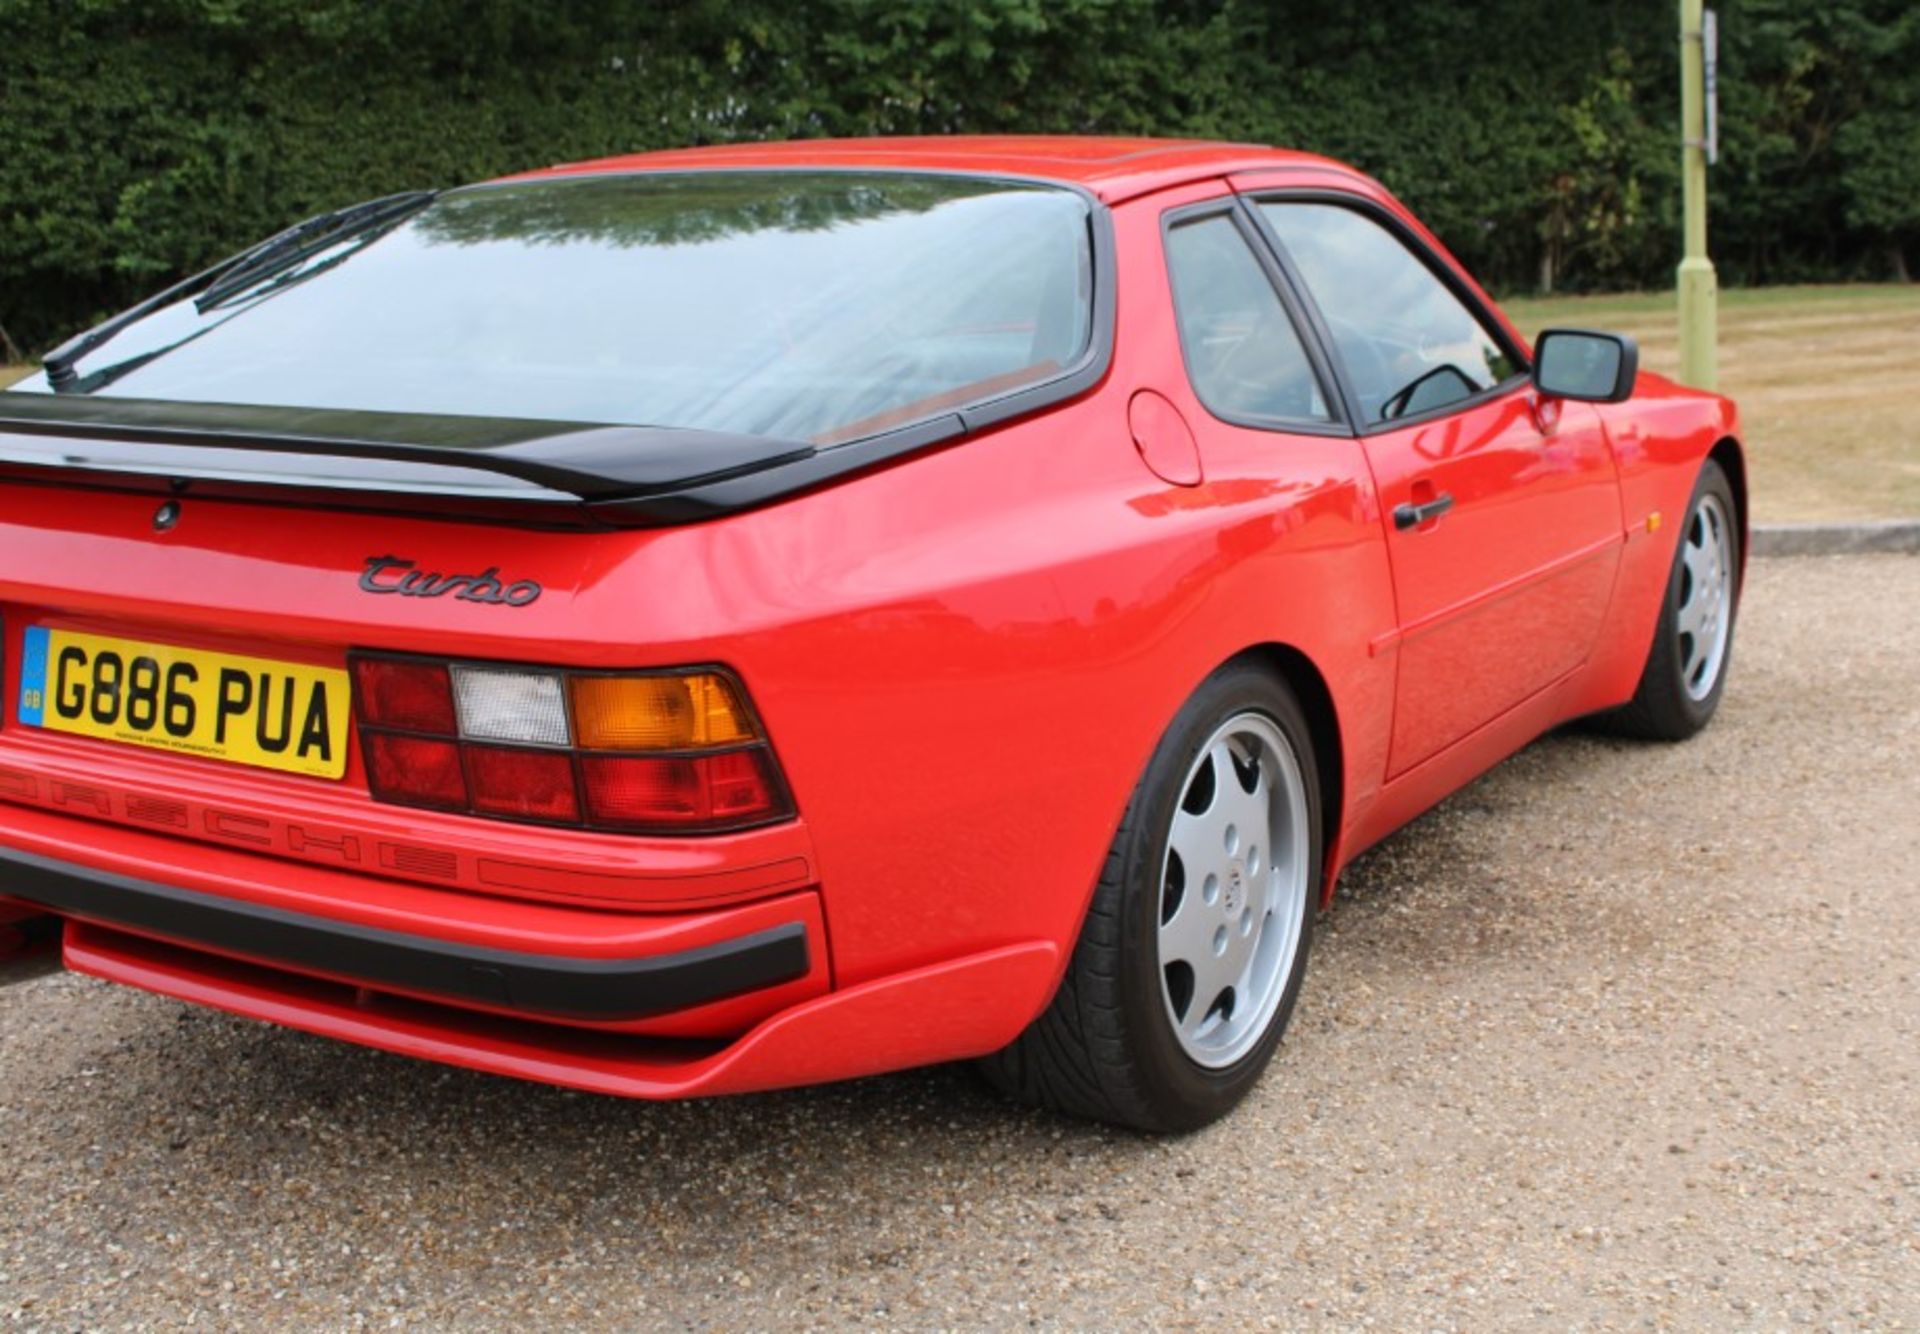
<box><xmin>17</xmin><ymin>626</ymin><xmax>350</xmax><ymax>779</ymax></box>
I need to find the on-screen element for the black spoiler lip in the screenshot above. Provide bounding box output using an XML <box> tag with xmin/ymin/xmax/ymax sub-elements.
<box><xmin>0</xmin><ymin>394</ymin><xmax>818</xmax><ymax>523</ymax></box>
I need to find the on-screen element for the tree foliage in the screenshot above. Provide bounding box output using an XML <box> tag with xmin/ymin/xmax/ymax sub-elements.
<box><xmin>1</xmin><ymin>0</ymin><xmax>1915</xmax><ymax>353</ymax></box>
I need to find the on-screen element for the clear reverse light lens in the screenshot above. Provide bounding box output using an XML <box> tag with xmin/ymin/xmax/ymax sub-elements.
<box><xmin>450</xmin><ymin>665</ymin><xmax>571</xmax><ymax>746</ymax></box>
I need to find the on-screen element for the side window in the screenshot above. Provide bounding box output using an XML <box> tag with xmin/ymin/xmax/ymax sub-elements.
<box><xmin>1258</xmin><ymin>202</ymin><xmax>1519</xmax><ymax>425</ymax></box>
<box><xmin>1165</xmin><ymin>214</ymin><xmax>1331</xmax><ymax>426</ymax></box>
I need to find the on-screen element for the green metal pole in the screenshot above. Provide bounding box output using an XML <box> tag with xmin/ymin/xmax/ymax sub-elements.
<box><xmin>1678</xmin><ymin>0</ymin><xmax>1718</xmax><ymax>389</ymax></box>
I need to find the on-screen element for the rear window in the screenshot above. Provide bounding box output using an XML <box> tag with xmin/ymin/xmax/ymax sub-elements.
<box><xmin>27</xmin><ymin>173</ymin><xmax>1097</xmax><ymax>445</ymax></box>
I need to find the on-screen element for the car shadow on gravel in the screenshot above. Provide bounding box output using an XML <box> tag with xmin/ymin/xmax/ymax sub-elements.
<box><xmin>1309</xmin><ymin>727</ymin><xmax>1664</xmax><ymax>967</ymax></box>
<box><xmin>0</xmin><ymin>916</ymin><xmax>62</xmax><ymax>988</ymax></box>
<box><xmin>34</xmin><ymin>992</ymin><xmax>1153</xmax><ymax>1267</ymax></box>
<box><xmin>9</xmin><ymin>726</ymin><xmax>1671</xmax><ymax>1265</ymax></box>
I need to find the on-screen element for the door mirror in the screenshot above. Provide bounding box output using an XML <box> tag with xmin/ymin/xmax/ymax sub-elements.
<box><xmin>1532</xmin><ymin>329</ymin><xmax>1639</xmax><ymax>403</ymax></box>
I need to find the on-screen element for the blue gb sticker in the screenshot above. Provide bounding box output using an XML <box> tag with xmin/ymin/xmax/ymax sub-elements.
<box><xmin>17</xmin><ymin>625</ymin><xmax>49</xmax><ymax>726</ymax></box>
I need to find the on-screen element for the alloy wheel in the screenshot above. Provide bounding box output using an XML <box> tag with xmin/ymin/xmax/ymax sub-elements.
<box><xmin>1157</xmin><ymin>712</ymin><xmax>1311</xmax><ymax>1069</ymax></box>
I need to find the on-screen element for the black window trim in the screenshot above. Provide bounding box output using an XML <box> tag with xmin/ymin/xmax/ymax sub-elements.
<box><xmin>1158</xmin><ymin>197</ymin><xmax>1354</xmax><ymax>439</ymax></box>
<box><xmin>1238</xmin><ymin>189</ymin><xmax>1534</xmax><ymax>438</ymax></box>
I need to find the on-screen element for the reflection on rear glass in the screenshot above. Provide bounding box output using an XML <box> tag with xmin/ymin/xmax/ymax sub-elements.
<box><xmin>60</xmin><ymin>173</ymin><xmax>1096</xmax><ymax>445</ymax></box>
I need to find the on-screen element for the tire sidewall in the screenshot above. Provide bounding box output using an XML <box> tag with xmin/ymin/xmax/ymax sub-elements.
<box><xmin>1659</xmin><ymin>460</ymin><xmax>1742</xmax><ymax>729</ymax></box>
<box><xmin>1114</xmin><ymin>665</ymin><xmax>1322</xmax><ymax>1130</ymax></box>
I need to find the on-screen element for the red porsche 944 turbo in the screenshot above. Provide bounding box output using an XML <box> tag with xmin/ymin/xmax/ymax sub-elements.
<box><xmin>0</xmin><ymin>138</ymin><xmax>1742</xmax><ymax>1130</ymax></box>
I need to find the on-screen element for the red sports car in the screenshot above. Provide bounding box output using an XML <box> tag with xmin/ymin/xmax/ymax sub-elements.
<box><xmin>0</xmin><ymin>137</ymin><xmax>1742</xmax><ymax>1131</ymax></box>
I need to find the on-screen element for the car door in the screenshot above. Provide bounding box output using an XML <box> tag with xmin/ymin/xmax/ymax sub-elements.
<box><xmin>1251</xmin><ymin>197</ymin><xmax>1623</xmax><ymax>777</ymax></box>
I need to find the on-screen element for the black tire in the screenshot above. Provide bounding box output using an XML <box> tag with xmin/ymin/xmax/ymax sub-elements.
<box><xmin>979</xmin><ymin>664</ymin><xmax>1322</xmax><ymax>1133</ymax></box>
<box><xmin>1601</xmin><ymin>458</ymin><xmax>1741</xmax><ymax>741</ymax></box>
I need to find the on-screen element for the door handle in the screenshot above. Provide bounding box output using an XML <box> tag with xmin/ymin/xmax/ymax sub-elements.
<box><xmin>1393</xmin><ymin>492</ymin><xmax>1455</xmax><ymax>531</ymax></box>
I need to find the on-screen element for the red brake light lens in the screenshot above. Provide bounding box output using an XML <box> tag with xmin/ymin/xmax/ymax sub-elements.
<box><xmin>349</xmin><ymin>654</ymin><xmax>792</xmax><ymax>834</ymax></box>
<box><xmin>582</xmin><ymin>755</ymin><xmax>703</xmax><ymax>825</ymax></box>
<box><xmin>580</xmin><ymin>750</ymin><xmax>783</xmax><ymax>830</ymax></box>
<box><xmin>352</xmin><ymin>659</ymin><xmax>456</xmax><ymax>734</ymax></box>
<box><xmin>704</xmin><ymin>748</ymin><xmax>783</xmax><ymax>819</ymax></box>
<box><xmin>465</xmin><ymin>744</ymin><xmax>581</xmax><ymax>822</ymax></box>
<box><xmin>364</xmin><ymin>732</ymin><xmax>467</xmax><ymax>810</ymax></box>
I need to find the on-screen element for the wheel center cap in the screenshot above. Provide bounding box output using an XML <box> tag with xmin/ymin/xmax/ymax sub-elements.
<box><xmin>1223</xmin><ymin>860</ymin><xmax>1246</xmax><ymax>914</ymax></box>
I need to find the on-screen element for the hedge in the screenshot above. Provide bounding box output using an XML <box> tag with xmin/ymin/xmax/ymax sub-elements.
<box><xmin>2</xmin><ymin>0</ymin><xmax>1915</xmax><ymax>353</ymax></box>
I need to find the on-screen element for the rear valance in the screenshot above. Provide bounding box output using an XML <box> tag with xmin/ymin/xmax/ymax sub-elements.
<box><xmin>0</xmin><ymin>394</ymin><xmax>828</xmax><ymax>527</ymax></box>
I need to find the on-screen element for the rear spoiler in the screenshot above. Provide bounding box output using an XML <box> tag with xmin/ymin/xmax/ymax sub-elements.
<box><xmin>0</xmin><ymin>394</ymin><xmax>876</xmax><ymax>528</ymax></box>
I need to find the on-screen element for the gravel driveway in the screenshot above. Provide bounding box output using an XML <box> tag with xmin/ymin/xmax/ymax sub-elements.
<box><xmin>2</xmin><ymin>554</ymin><xmax>1915</xmax><ymax>1330</ymax></box>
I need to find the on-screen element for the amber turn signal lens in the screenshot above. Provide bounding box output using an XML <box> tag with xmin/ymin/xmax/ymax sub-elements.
<box><xmin>569</xmin><ymin>673</ymin><xmax>757</xmax><ymax>751</ymax></box>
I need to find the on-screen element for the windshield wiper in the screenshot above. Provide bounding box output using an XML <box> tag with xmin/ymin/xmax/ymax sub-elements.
<box><xmin>59</xmin><ymin>235</ymin><xmax>394</xmax><ymax>398</ymax></box>
<box><xmin>192</xmin><ymin>191</ymin><xmax>435</xmax><ymax>313</ymax></box>
<box><xmin>42</xmin><ymin>190</ymin><xmax>437</xmax><ymax>392</ymax></box>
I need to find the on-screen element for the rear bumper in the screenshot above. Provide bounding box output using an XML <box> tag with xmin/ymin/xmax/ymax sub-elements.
<box><xmin>0</xmin><ymin>844</ymin><xmax>809</xmax><ymax>1021</ymax></box>
<box><xmin>0</xmin><ymin>797</ymin><xmax>831</xmax><ymax>1039</ymax></box>
<box><xmin>59</xmin><ymin>922</ymin><xmax>1059</xmax><ymax>1099</ymax></box>
<box><xmin>0</xmin><ymin>801</ymin><xmax>1063</xmax><ymax>1096</ymax></box>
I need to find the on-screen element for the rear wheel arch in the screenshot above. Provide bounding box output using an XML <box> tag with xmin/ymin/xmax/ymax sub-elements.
<box><xmin>1045</xmin><ymin>640</ymin><xmax>1346</xmax><ymax>985</ymax></box>
<box><xmin>983</xmin><ymin>656</ymin><xmax>1326</xmax><ymax>1129</ymax></box>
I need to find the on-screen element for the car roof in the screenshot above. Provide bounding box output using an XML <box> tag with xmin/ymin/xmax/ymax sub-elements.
<box><xmin>502</xmin><ymin>135</ymin><xmax>1367</xmax><ymax>204</ymax></box>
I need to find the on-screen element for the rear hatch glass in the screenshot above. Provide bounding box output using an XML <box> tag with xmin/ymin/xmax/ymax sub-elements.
<box><xmin>10</xmin><ymin>172</ymin><xmax>1096</xmax><ymax>449</ymax></box>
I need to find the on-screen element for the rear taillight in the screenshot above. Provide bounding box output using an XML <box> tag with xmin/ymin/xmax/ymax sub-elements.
<box><xmin>349</xmin><ymin>655</ymin><xmax>793</xmax><ymax>833</ymax></box>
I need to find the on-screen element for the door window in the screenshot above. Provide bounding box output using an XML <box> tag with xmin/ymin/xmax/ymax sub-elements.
<box><xmin>1258</xmin><ymin>202</ymin><xmax>1518</xmax><ymax>425</ymax></box>
<box><xmin>1165</xmin><ymin>214</ymin><xmax>1331</xmax><ymax>426</ymax></box>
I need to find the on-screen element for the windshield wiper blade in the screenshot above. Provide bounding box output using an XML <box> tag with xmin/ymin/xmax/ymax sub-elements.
<box><xmin>193</xmin><ymin>190</ymin><xmax>436</xmax><ymax>313</ymax></box>
<box><xmin>63</xmin><ymin>237</ymin><xmax>385</xmax><ymax>398</ymax></box>
<box><xmin>42</xmin><ymin>189</ymin><xmax>437</xmax><ymax>392</ymax></box>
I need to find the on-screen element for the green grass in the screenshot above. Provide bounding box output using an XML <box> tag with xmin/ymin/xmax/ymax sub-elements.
<box><xmin>1503</xmin><ymin>284</ymin><xmax>1920</xmax><ymax>523</ymax></box>
<box><xmin>1502</xmin><ymin>282</ymin><xmax>1920</xmax><ymax>328</ymax></box>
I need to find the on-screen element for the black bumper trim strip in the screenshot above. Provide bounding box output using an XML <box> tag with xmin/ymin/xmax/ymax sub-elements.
<box><xmin>0</xmin><ymin>844</ymin><xmax>810</xmax><ymax>1020</ymax></box>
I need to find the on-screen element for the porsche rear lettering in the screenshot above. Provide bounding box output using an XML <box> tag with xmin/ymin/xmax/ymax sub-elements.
<box><xmin>359</xmin><ymin>555</ymin><xmax>541</xmax><ymax>606</ymax></box>
<box><xmin>0</xmin><ymin>764</ymin><xmax>409</xmax><ymax>871</ymax></box>
<box><xmin>50</xmin><ymin>781</ymin><xmax>110</xmax><ymax>816</ymax></box>
<box><xmin>286</xmin><ymin>826</ymin><xmax>361</xmax><ymax>864</ymax></box>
